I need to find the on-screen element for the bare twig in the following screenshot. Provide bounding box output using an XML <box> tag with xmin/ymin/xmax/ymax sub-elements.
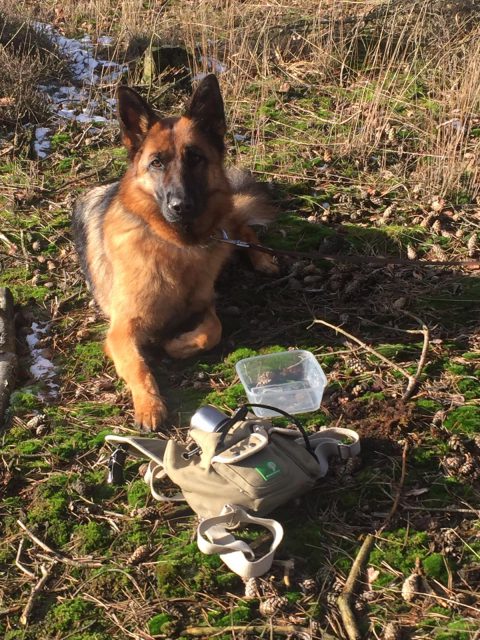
<box><xmin>381</xmin><ymin>440</ymin><xmax>409</xmax><ymax>532</ymax></box>
<box><xmin>400</xmin><ymin>504</ymin><xmax>480</xmax><ymax>516</ymax></box>
<box><xmin>15</xmin><ymin>538</ymin><xmax>36</xmax><ymax>578</ymax></box>
<box><xmin>20</xmin><ymin>563</ymin><xmax>56</xmax><ymax>625</ymax></box>
<box><xmin>337</xmin><ymin>534</ymin><xmax>375</xmax><ymax>640</ymax></box>
<box><xmin>50</xmin><ymin>160</ymin><xmax>113</xmax><ymax>193</ymax></box>
<box><xmin>311</xmin><ymin>317</ymin><xmax>430</xmax><ymax>401</ymax></box>
<box><xmin>17</xmin><ymin>520</ymin><xmax>103</xmax><ymax>568</ymax></box>
<box><xmin>181</xmin><ymin>624</ymin><xmax>308</xmax><ymax>637</ymax></box>
<box><xmin>310</xmin><ymin>318</ymin><xmax>411</xmax><ymax>377</ymax></box>
<box><xmin>0</xmin><ymin>605</ymin><xmax>22</xmax><ymax>616</ymax></box>
<box><xmin>400</xmin><ymin>311</ymin><xmax>430</xmax><ymax>401</ymax></box>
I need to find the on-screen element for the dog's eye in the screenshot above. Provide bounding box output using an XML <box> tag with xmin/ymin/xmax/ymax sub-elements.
<box><xmin>150</xmin><ymin>156</ymin><xmax>164</xmax><ymax>170</ymax></box>
<box><xmin>186</xmin><ymin>149</ymin><xmax>204</xmax><ymax>165</ymax></box>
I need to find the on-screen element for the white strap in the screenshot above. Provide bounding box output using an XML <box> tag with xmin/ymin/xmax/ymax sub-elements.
<box><xmin>144</xmin><ymin>461</ymin><xmax>185</xmax><ymax>503</ymax></box>
<box><xmin>105</xmin><ymin>435</ymin><xmax>184</xmax><ymax>502</ymax></box>
<box><xmin>295</xmin><ymin>426</ymin><xmax>361</xmax><ymax>477</ymax></box>
<box><xmin>197</xmin><ymin>504</ymin><xmax>284</xmax><ymax>579</ymax></box>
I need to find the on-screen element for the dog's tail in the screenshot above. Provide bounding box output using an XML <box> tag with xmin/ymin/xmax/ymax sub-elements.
<box><xmin>227</xmin><ymin>168</ymin><xmax>277</xmax><ymax>227</ymax></box>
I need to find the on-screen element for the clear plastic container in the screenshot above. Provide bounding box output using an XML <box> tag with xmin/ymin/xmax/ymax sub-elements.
<box><xmin>235</xmin><ymin>350</ymin><xmax>327</xmax><ymax>417</ymax></box>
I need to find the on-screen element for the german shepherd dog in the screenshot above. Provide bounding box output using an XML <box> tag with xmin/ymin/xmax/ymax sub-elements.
<box><xmin>72</xmin><ymin>75</ymin><xmax>278</xmax><ymax>430</ymax></box>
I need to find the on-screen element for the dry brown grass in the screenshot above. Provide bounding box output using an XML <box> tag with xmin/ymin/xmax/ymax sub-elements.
<box><xmin>2</xmin><ymin>0</ymin><xmax>480</xmax><ymax>199</ymax></box>
<box><xmin>0</xmin><ymin>2</ymin><xmax>69</xmax><ymax>130</ymax></box>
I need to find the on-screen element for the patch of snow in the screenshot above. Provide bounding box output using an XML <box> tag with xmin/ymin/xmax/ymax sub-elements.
<box><xmin>58</xmin><ymin>108</ymin><xmax>76</xmax><ymax>119</ymax></box>
<box><xmin>31</xmin><ymin>22</ymin><xmax>128</xmax><ymax>158</ymax></box>
<box><xmin>200</xmin><ymin>56</ymin><xmax>227</xmax><ymax>74</ymax></box>
<box><xmin>76</xmin><ymin>113</ymin><xmax>107</xmax><ymax>124</ymax></box>
<box><xmin>193</xmin><ymin>72</ymin><xmax>209</xmax><ymax>82</ymax></box>
<box><xmin>438</xmin><ymin>118</ymin><xmax>465</xmax><ymax>132</ymax></box>
<box><xmin>26</xmin><ymin>322</ymin><xmax>59</xmax><ymax>398</ymax></box>
<box><xmin>98</xmin><ymin>35</ymin><xmax>114</xmax><ymax>46</ymax></box>
<box><xmin>34</xmin><ymin>127</ymin><xmax>51</xmax><ymax>159</ymax></box>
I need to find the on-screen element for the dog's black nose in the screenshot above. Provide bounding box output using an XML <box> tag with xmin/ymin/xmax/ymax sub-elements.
<box><xmin>167</xmin><ymin>197</ymin><xmax>192</xmax><ymax>216</ymax></box>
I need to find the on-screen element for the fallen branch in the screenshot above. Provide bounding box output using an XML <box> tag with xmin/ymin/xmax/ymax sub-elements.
<box><xmin>337</xmin><ymin>439</ymin><xmax>409</xmax><ymax>639</ymax></box>
<box><xmin>181</xmin><ymin>624</ymin><xmax>308</xmax><ymax>637</ymax></box>
<box><xmin>17</xmin><ymin>520</ymin><xmax>103</xmax><ymax>568</ymax></box>
<box><xmin>311</xmin><ymin>318</ymin><xmax>411</xmax><ymax>376</ymax></box>
<box><xmin>311</xmin><ymin>317</ymin><xmax>429</xmax><ymax>400</ymax></box>
<box><xmin>20</xmin><ymin>563</ymin><xmax>56</xmax><ymax>625</ymax></box>
<box><xmin>337</xmin><ymin>534</ymin><xmax>375</xmax><ymax>640</ymax></box>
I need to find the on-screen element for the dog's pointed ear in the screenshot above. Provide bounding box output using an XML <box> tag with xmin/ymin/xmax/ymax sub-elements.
<box><xmin>117</xmin><ymin>86</ymin><xmax>157</xmax><ymax>156</ymax></box>
<box><xmin>186</xmin><ymin>74</ymin><xmax>226</xmax><ymax>147</ymax></box>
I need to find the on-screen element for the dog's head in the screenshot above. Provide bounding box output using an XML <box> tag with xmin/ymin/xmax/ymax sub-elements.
<box><xmin>117</xmin><ymin>75</ymin><xmax>232</xmax><ymax>243</ymax></box>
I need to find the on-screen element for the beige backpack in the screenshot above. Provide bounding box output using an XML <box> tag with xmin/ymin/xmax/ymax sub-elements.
<box><xmin>106</xmin><ymin>404</ymin><xmax>360</xmax><ymax>579</ymax></box>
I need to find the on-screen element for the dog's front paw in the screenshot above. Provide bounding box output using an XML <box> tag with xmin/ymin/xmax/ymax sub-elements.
<box><xmin>133</xmin><ymin>393</ymin><xmax>168</xmax><ymax>431</ymax></box>
<box><xmin>164</xmin><ymin>336</ymin><xmax>204</xmax><ymax>359</ymax></box>
<box><xmin>253</xmin><ymin>253</ymin><xmax>280</xmax><ymax>275</ymax></box>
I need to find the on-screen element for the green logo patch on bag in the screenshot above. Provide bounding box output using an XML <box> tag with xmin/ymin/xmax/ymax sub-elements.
<box><xmin>255</xmin><ymin>460</ymin><xmax>282</xmax><ymax>481</ymax></box>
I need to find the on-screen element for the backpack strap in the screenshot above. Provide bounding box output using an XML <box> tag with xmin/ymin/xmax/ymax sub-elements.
<box><xmin>105</xmin><ymin>435</ymin><xmax>184</xmax><ymax>502</ymax></box>
<box><xmin>296</xmin><ymin>426</ymin><xmax>360</xmax><ymax>477</ymax></box>
<box><xmin>197</xmin><ymin>504</ymin><xmax>284</xmax><ymax>579</ymax></box>
<box><xmin>269</xmin><ymin>426</ymin><xmax>360</xmax><ymax>477</ymax></box>
<box><xmin>143</xmin><ymin>460</ymin><xmax>185</xmax><ymax>502</ymax></box>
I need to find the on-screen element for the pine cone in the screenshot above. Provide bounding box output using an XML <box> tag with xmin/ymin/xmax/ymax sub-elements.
<box><xmin>345</xmin><ymin>356</ymin><xmax>367</xmax><ymax>375</ymax></box>
<box><xmin>473</xmin><ymin>435</ymin><xmax>480</xmax><ymax>452</ymax></box>
<box><xmin>36</xmin><ymin>424</ymin><xmax>49</xmax><ymax>436</ymax></box>
<box><xmin>162</xmin><ymin>603</ymin><xmax>184</xmax><ymax>620</ymax></box>
<box><xmin>244</xmin><ymin>577</ymin><xmax>259</xmax><ymax>599</ymax></box>
<box><xmin>431</xmin><ymin>198</ymin><xmax>445</xmax><ymax>213</ymax></box>
<box><xmin>381</xmin><ymin>203</ymin><xmax>397</xmax><ymax>221</ymax></box>
<box><xmin>259</xmin><ymin>595</ymin><xmax>288</xmax><ymax>616</ymax></box>
<box><xmin>127</xmin><ymin>544</ymin><xmax>152</xmax><ymax>566</ymax></box>
<box><xmin>130</xmin><ymin>506</ymin><xmax>159</xmax><ymax>520</ymax></box>
<box><xmin>26</xmin><ymin>414</ymin><xmax>46</xmax><ymax>430</ymax></box>
<box><xmin>345</xmin><ymin>456</ymin><xmax>362</xmax><ymax>473</ymax></box>
<box><xmin>310</xmin><ymin>619</ymin><xmax>323</xmax><ymax>638</ymax></box>
<box><xmin>401</xmin><ymin>573</ymin><xmax>421</xmax><ymax>602</ymax></box>
<box><xmin>448</xmin><ymin>434</ymin><xmax>464</xmax><ymax>452</ymax></box>
<box><xmin>467</xmin><ymin>234</ymin><xmax>478</xmax><ymax>258</ymax></box>
<box><xmin>407</xmin><ymin>244</ymin><xmax>417</xmax><ymax>260</ymax></box>
<box><xmin>299</xmin><ymin>577</ymin><xmax>317</xmax><ymax>595</ymax></box>
<box><xmin>458</xmin><ymin>453</ymin><xmax>476</xmax><ymax>477</ymax></box>
<box><xmin>387</xmin><ymin>127</ymin><xmax>397</xmax><ymax>143</ymax></box>
<box><xmin>443</xmin><ymin>455</ymin><xmax>464</xmax><ymax>474</ymax></box>
<box><xmin>431</xmin><ymin>243</ymin><xmax>447</xmax><ymax>261</ymax></box>
<box><xmin>351</xmin><ymin>383</ymin><xmax>365</xmax><ymax>397</ymax></box>
<box><xmin>70</xmin><ymin>479</ymin><xmax>87</xmax><ymax>496</ymax></box>
<box><xmin>420</xmin><ymin>213</ymin><xmax>437</xmax><ymax>228</ymax></box>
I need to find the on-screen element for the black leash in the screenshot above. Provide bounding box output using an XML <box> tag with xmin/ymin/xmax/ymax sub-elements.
<box><xmin>214</xmin><ymin>234</ymin><xmax>480</xmax><ymax>270</ymax></box>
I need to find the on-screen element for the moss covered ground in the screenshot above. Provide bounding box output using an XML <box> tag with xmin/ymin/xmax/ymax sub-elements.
<box><xmin>1</xmin><ymin>2</ymin><xmax>480</xmax><ymax>638</ymax></box>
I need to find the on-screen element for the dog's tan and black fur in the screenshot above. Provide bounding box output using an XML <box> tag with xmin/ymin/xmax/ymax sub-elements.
<box><xmin>72</xmin><ymin>75</ymin><xmax>278</xmax><ymax>429</ymax></box>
